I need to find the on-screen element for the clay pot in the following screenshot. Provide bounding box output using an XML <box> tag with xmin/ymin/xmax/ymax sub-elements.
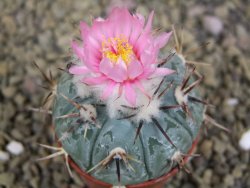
<box><xmin>69</xmin><ymin>137</ymin><xmax>199</xmax><ymax>188</ymax></box>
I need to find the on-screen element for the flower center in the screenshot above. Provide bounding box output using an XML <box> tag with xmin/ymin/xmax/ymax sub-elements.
<box><xmin>102</xmin><ymin>35</ymin><xmax>133</xmax><ymax>65</ymax></box>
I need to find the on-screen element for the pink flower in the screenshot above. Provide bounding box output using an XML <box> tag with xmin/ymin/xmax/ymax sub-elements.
<box><xmin>69</xmin><ymin>8</ymin><xmax>174</xmax><ymax>105</ymax></box>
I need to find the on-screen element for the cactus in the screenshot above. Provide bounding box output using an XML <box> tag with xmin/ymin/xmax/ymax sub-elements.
<box><xmin>35</xmin><ymin>7</ymin><xmax>228</xmax><ymax>188</ymax></box>
<box><xmin>53</xmin><ymin>53</ymin><xmax>204</xmax><ymax>185</ymax></box>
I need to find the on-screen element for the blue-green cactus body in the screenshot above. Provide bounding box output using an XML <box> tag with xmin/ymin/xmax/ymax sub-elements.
<box><xmin>53</xmin><ymin>54</ymin><xmax>204</xmax><ymax>185</ymax></box>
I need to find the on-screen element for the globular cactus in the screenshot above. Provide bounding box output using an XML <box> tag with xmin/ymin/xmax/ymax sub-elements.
<box><xmin>36</xmin><ymin>7</ymin><xmax>227</xmax><ymax>188</ymax></box>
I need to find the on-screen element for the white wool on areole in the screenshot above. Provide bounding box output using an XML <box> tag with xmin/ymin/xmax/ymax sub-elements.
<box><xmin>105</xmin><ymin>77</ymin><xmax>163</xmax><ymax>122</ymax></box>
<box><xmin>72</xmin><ymin>75</ymin><xmax>92</xmax><ymax>98</ymax></box>
<box><xmin>175</xmin><ymin>86</ymin><xmax>188</xmax><ymax>104</ymax></box>
<box><xmin>135</xmin><ymin>96</ymin><xmax>161</xmax><ymax>122</ymax></box>
<box><xmin>134</xmin><ymin>77</ymin><xmax>164</xmax><ymax>122</ymax></box>
<box><xmin>106</xmin><ymin>86</ymin><xmax>132</xmax><ymax>119</ymax></box>
<box><xmin>79</xmin><ymin>104</ymin><xmax>97</xmax><ymax>121</ymax></box>
<box><xmin>71</xmin><ymin>56</ymin><xmax>92</xmax><ymax>98</ymax></box>
<box><xmin>178</xmin><ymin>53</ymin><xmax>186</xmax><ymax>65</ymax></box>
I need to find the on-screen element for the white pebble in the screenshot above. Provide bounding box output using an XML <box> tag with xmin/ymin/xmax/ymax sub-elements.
<box><xmin>203</xmin><ymin>15</ymin><xmax>223</xmax><ymax>36</ymax></box>
<box><xmin>0</xmin><ymin>150</ymin><xmax>10</xmax><ymax>162</ymax></box>
<box><xmin>226</xmin><ymin>98</ymin><xmax>239</xmax><ymax>106</ymax></box>
<box><xmin>239</xmin><ymin>129</ymin><xmax>250</xmax><ymax>151</ymax></box>
<box><xmin>6</xmin><ymin>141</ymin><xmax>24</xmax><ymax>155</ymax></box>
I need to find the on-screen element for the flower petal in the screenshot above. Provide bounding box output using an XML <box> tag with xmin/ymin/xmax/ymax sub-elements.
<box><xmin>149</xmin><ymin>68</ymin><xmax>175</xmax><ymax>78</ymax></box>
<box><xmin>83</xmin><ymin>51</ymin><xmax>100</xmax><ymax>72</ymax></box>
<box><xmin>134</xmin><ymin>81</ymin><xmax>151</xmax><ymax>99</ymax></box>
<box><xmin>108</xmin><ymin>8</ymin><xmax>132</xmax><ymax>37</ymax></box>
<box><xmin>92</xmin><ymin>19</ymin><xmax>113</xmax><ymax>39</ymax></box>
<box><xmin>154</xmin><ymin>31</ymin><xmax>172</xmax><ymax>49</ymax></box>
<box><xmin>140</xmin><ymin>48</ymin><xmax>156</xmax><ymax>66</ymax></box>
<box><xmin>71</xmin><ymin>41</ymin><xmax>84</xmax><ymax>61</ymax></box>
<box><xmin>127</xmin><ymin>60</ymin><xmax>143</xmax><ymax>79</ymax></box>
<box><xmin>135</xmin><ymin>34</ymin><xmax>151</xmax><ymax>56</ymax></box>
<box><xmin>133</xmin><ymin>11</ymin><xmax>154</xmax><ymax>56</ymax></box>
<box><xmin>124</xmin><ymin>82</ymin><xmax>136</xmax><ymax>106</ymax></box>
<box><xmin>86</xmin><ymin>35</ymin><xmax>101</xmax><ymax>50</ymax></box>
<box><xmin>82</xmin><ymin>76</ymin><xmax>108</xmax><ymax>85</ymax></box>
<box><xmin>80</xmin><ymin>21</ymin><xmax>90</xmax><ymax>41</ymax></box>
<box><xmin>129</xmin><ymin>17</ymin><xmax>144</xmax><ymax>45</ymax></box>
<box><xmin>101</xmin><ymin>81</ymin><xmax>117</xmax><ymax>100</ymax></box>
<box><xmin>133</xmin><ymin>13</ymin><xmax>145</xmax><ymax>26</ymax></box>
<box><xmin>69</xmin><ymin>66</ymin><xmax>89</xmax><ymax>75</ymax></box>
<box><xmin>138</xmin><ymin>65</ymin><xmax>156</xmax><ymax>79</ymax></box>
<box><xmin>99</xmin><ymin>58</ymin><xmax>127</xmax><ymax>82</ymax></box>
<box><xmin>144</xmin><ymin>11</ymin><xmax>154</xmax><ymax>33</ymax></box>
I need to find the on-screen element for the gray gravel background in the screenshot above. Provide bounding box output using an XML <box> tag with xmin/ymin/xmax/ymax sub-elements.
<box><xmin>0</xmin><ymin>0</ymin><xmax>250</xmax><ymax>188</ymax></box>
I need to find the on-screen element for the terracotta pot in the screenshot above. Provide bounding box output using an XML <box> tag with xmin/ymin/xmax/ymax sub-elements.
<box><xmin>69</xmin><ymin>137</ymin><xmax>199</xmax><ymax>188</ymax></box>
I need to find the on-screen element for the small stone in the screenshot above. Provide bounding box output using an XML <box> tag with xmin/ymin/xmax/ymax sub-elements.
<box><xmin>215</xmin><ymin>5</ymin><xmax>229</xmax><ymax>19</ymax></box>
<box><xmin>38</xmin><ymin>30</ymin><xmax>53</xmax><ymax>51</ymax></box>
<box><xmin>73</xmin><ymin>0</ymin><xmax>89</xmax><ymax>11</ymax></box>
<box><xmin>203</xmin><ymin>169</ymin><xmax>213</xmax><ymax>185</ymax></box>
<box><xmin>11</xmin><ymin>129</ymin><xmax>24</xmax><ymax>140</ymax></box>
<box><xmin>0</xmin><ymin>173</ymin><xmax>14</xmax><ymax>187</ymax></box>
<box><xmin>226</xmin><ymin>98</ymin><xmax>239</xmax><ymax>106</ymax></box>
<box><xmin>1</xmin><ymin>15</ymin><xmax>17</xmax><ymax>35</ymax></box>
<box><xmin>6</xmin><ymin>141</ymin><xmax>24</xmax><ymax>155</ymax></box>
<box><xmin>51</xmin><ymin>3</ymin><xmax>66</xmax><ymax>19</ymax></box>
<box><xmin>30</xmin><ymin>177</ymin><xmax>39</xmax><ymax>188</ymax></box>
<box><xmin>0</xmin><ymin>151</ymin><xmax>10</xmax><ymax>162</ymax></box>
<box><xmin>22</xmin><ymin>76</ymin><xmax>39</xmax><ymax>94</ymax></box>
<box><xmin>200</xmin><ymin>140</ymin><xmax>213</xmax><ymax>159</ymax></box>
<box><xmin>239</xmin><ymin>129</ymin><xmax>250</xmax><ymax>150</ymax></box>
<box><xmin>203</xmin><ymin>15</ymin><xmax>223</xmax><ymax>36</ymax></box>
<box><xmin>14</xmin><ymin>93</ymin><xmax>26</xmax><ymax>107</ymax></box>
<box><xmin>223</xmin><ymin>174</ymin><xmax>235</xmax><ymax>187</ymax></box>
<box><xmin>214</xmin><ymin>138</ymin><xmax>226</xmax><ymax>154</ymax></box>
<box><xmin>201</xmin><ymin>66</ymin><xmax>218</xmax><ymax>87</ymax></box>
<box><xmin>2</xmin><ymin>102</ymin><xmax>16</xmax><ymax>123</ymax></box>
<box><xmin>182</xmin><ymin>183</ymin><xmax>198</xmax><ymax>188</ymax></box>
<box><xmin>2</xmin><ymin>86</ymin><xmax>16</xmax><ymax>98</ymax></box>
<box><xmin>0</xmin><ymin>63</ymin><xmax>8</xmax><ymax>76</ymax></box>
<box><xmin>136</xmin><ymin>5</ymin><xmax>149</xmax><ymax>17</ymax></box>
<box><xmin>240</xmin><ymin>152</ymin><xmax>249</xmax><ymax>163</ymax></box>
<box><xmin>188</xmin><ymin>5</ymin><xmax>205</xmax><ymax>17</ymax></box>
<box><xmin>106</xmin><ymin>0</ymin><xmax>135</xmax><ymax>14</ymax></box>
<box><xmin>236</xmin><ymin>24</ymin><xmax>250</xmax><ymax>50</ymax></box>
<box><xmin>211</xmin><ymin>174</ymin><xmax>220</xmax><ymax>186</ymax></box>
<box><xmin>232</xmin><ymin>165</ymin><xmax>243</xmax><ymax>178</ymax></box>
<box><xmin>9</xmin><ymin>76</ymin><xmax>22</xmax><ymax>85</ymax></box>
<box><xmin>26</xmin><ymin>0</ymin><xmax>35</xmax><ymax>10</ymax></box>
<box><xmin>226</xmin><ymin>144</ymin><xmax>238</xmax><ymax>156</ymax></box>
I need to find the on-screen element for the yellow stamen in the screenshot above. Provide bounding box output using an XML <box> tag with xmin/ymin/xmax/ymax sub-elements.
<box><xmin>102</xmin><ymin>35</ymin><xmax>133</xmax><ymax>65</ymax></box>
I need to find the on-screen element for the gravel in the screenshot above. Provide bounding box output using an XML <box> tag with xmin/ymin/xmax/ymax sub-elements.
<box><xmin>0</xmin><ymin>151</ymin><xmax>10</xmax><ymax>162</ymax></box>
<box><xmin>0</xmin><ymin>0</ymin><xmax>249</xmax><ymax>187</ymax></box>
<box><xmin>203</xmin><ymin>15</ymin><xmax>224</xmax><ymax>36</ymax></box>
<box><xmin>6</xmin><ymin>141</ymin><xmax>24</xmax><ymax>156</ymax></box>
<box><xmin>239</xmin><ymin>129</ymin><xmax>250</xmax><ymax>151</ymax></box>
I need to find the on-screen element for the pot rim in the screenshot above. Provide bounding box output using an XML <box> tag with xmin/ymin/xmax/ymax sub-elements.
<box><xmin>68</xmin><ymin>136</ymin><xmax>199</xmax><ymax>187</ymax></box>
